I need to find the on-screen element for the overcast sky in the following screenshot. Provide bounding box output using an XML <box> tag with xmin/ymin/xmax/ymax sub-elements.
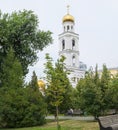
<box><xmin>0</xmin><ymin>0</ymin><xmax>118</xmax><ymax>82</ymax></box>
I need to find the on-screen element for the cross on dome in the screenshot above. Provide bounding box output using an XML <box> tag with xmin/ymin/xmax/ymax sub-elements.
<box><xmin>67</xmin><ymin>5</ymin><xmax>70</xmax><ymax>14</ymax></box>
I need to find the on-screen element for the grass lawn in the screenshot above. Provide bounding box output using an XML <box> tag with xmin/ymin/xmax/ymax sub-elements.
<box><xmin>3</xmin><ymin>120</ymin><xmax>99</xmax><ymax>130</ymax></box>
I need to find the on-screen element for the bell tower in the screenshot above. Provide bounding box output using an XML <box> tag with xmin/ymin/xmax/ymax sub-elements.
<box><xmin>58</xmin><ymin>6</ymin><xmax>85</xmax><ymax>87</ymax></box>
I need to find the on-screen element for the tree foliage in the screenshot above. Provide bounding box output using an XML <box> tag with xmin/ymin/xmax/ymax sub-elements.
<box><xmin>28</xmin><ymin>71</ymin><xmax>39</xmax><ymax>91</ymax></box>
<box><xmin>44</xmin><ymin>54</ymin><xmax>73</xmax><ymax>114</ymax></box>
<box><xmin>0</xmin><ymin>63</ymin><xmax>47</xmax><ymax>128</ymax></box>
<box><xmin>0</xmin><ymin>87</ymin><xmax>47</xmax><ymax>128</ymax></box>
<box><xmin>100</xmin><ymin>65</ymin><xmax>111</xmax><ymax>94</ymax></box>
<box><xmin>0</xmin><ymin>10</ymin><xmax>52</xmax><ymax>128</ymax></box>
<box><xmin>0</xmin><ymin>10</ymin><xmax>52</xmax><ymax>75</ymax></box>
<box><xmin>76</xmin><ymin>64</ymin><xmax>117</xmax><ymax>117</ymax></box>
<box><xmin>76</xmin><ymin>67</ymin><xmax>101</xmax><ymax>117</ymax></box>
<box><xmin>44</xmin><ymin>54</ymin><xmax>66</xmax><ymax>108</ymax></box>
<box><xmin>76</xmin><ymin>64</ymin><xmax>118</xmax><ymax>117</ymax></box>
<box><xmin>0</xmin><ymin>48</ymin><xmax>24</xmax><ymax>89</ymax></box>
<box><xmin>106</xmin><ymin>74</ymin><xmax>118</xmax><ymax>111</ymax></box>
<box><xmin>44</xmin><ymin>54</ymin><xmax>72</xmax><ymax>129</ymax></box>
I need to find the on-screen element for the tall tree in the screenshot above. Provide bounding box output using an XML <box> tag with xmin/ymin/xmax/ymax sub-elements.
<box><xmin>44</xmin><ymin>54</ymin><xmax>70</xmax><ymax>130</ymax></box>
<box><xmin>94</xmin><ymin>64</ymin><xmax>100</xmax><ymax>86</ymax></box>
<box><xmin>55</xmin><ymin>56</ymin><xmax>73</xmax><ymax>113</ymax></box>
<box><xmin>0</xmin><ymin>10</ymin><xmax>52</xmax><ymax>75</ymax></box>
<box><xmin>99</xmin><ymin>64</ymin><xmax>111</xmax><ymax>113</ymax></box>
<box><xmin>100</xmin><ymin>64</ymin><xmax>111</xmax><ymax>94</ymax></box>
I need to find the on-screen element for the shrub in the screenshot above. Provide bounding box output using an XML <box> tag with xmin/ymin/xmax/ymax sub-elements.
<box><xmin>0</xmin><ymin>88</ymin><xmax>47</xmax><ymax>128</ymax></box>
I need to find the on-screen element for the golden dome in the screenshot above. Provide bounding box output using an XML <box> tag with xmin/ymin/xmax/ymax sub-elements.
<box><xmin>62</xmin><ymin>14</ymin><xmax>74</xmax><ymax>23</ymax></box>
<box><xmin>37</xmin><ymin>80</ymin><xmax>45</xmax><ymax>88</ymax></box>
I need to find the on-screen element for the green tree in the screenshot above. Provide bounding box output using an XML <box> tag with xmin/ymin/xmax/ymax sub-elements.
<box><xmin>59</xmin><ymin>84</ymin><xmax>74</xmax><ymax>114</ymax></box>
<box><xmin>94</xmin><ymin>64</ymin><xmax>100</xmax><ymax>86</ymax></box>
<box><xmin>0</xmin><ymin>48</ymin><xmax>47</xmax><ymax>128</ymax></box>
<box><xmin>55</xmin><ymin>58</ymin><xmax>73</xmax><ymax>114</ymax></box>
<box><xmin>44</xmin><ymin>54</ymin><xmax>70</xmax><ymax>130</ymax></box>
<box><xmin>76</xmin><ymin>65</ymin><xmax>113</xmax><ymax>117</ymax></box>
<box><xmin>0</xmin><ymin>48</ymin><xmax>24</xmax><ymax>89</ymax></box>
<box><xmin>0</xmin><ymin>10</ymin><xmax>52</xmax><ymax>75</ymax></box>
<box><xmin>99</xmin><ymin>64</ymin><xmax>111</xmax><ymax>114</ymax></box>
<box><xmin>0</xmin><ymin>87</ymin><xmax>47</xmax><ymax>128</ymax></box>
<box><xmin>106</xmin><ymin>74</ymin><xmax>118</xmax><ymax>112</ymax></box>
<box><xmin>76</xmin><ymin>67</ymin><xmax>102</xmax><ymax>118</ymax></box>
<box><xmin>28</xmin><ymin>71</ymin><xmax>39</xmax><ymax>91</ymax></box>
<box><xmin>100</xmin><ymin>64</ymin><xmax>111</xmax><ymax>94</ymax></box>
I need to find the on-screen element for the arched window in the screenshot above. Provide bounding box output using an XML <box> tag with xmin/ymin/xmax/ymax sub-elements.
<box><xmin>67</xmin><ymin>25</ymin><xmax>69</xmax><ymax>31</ymax></box>
<box><xmin>72</xmin><ymin>55</ymin><xmax>75</xmax><ymax>66</ymax></box>
<box><xmin>62</xmin><ymin>40</ymin><xmax>65</xmax><ymax>50</ymax></box>
<box><xmin>72</xmin><ymin>39</ymin><xmax>75</xmax><ymax>50</ymax></box>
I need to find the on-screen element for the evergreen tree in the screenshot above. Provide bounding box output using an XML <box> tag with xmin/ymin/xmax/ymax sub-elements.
<box><xmin>0</xmin><ymin>49</ymin><xmax>47</xmax><ymax>128</ymax></box>
<box><xmin>94</xmin><ymin>64</ymin><xmax>100</xmax><ymax>86</ymax></box>
<box><xmin>0</xmin><ymin>87</ymin><xmax>47</xmax><ymax>128</ymax></box>
<box><xmin>0</xmin><ymin>48</ymin><xmax>24</xmax><ymax>89</ymax></box>
<box><xmin>100</xmin><ymin>64</ymin><xmax>111</xmax><ymax>94</ymax></box>
<box><xmin>100</xmin><ymin>64</ymin><xmax>111</xmax><ymax>114</ymax></box>
<box><xmin>28</xmin><ymin>71</ymin><xmax>39</xmax><ymax>91</ymax></box>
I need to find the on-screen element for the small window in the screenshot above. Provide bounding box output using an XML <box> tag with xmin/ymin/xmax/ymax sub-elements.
<box><xmin>72</xmin><ymin>39</ymin><xmax>75</xmax><ymax>49</ymax></box>
<box><xmin>62</xmin><ymin>40</ymin><xmax>65</xmax><ymax>50</ymax></box>
<box><xmin>67</xmin><ymin>25</ymin><xmax>69</xmax><ymax>31</ymax></box>
<box><xmin>72</xmin><ymin>55</ymin><xmax>75</xmax><ymax>66</ymax></box>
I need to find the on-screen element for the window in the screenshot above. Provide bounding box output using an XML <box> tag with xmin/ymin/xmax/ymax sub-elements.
<box><xmin>67</xmin><ymin>25</ymin><xmax>69</xmax><ymax>31</ymax></box>
<box><xmin>72</xmin><ymin>55</ymin><xmax>75</xmax><ymax>66</ymax></box>
<box><xmin>72</xmin><ymin>39</ymin><xmax>75</xmax><ymax>50</ymax></box>
<box><xmin>62</xmin><ymin>40</ymin><xmax>65</xmax><ymax>50</ymax></box>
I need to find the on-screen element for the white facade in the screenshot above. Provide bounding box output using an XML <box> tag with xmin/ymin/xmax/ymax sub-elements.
<box><xmin>58</xmin><ymin>13</ymin><xmax>86</xmax><ymax>87</ymax></box>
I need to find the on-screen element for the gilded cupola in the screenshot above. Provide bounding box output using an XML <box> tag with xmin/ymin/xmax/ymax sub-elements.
<box><xmin>62</xmin><ymin>5</ymin><xmax>75</xmax><ymax>23</ymax></box>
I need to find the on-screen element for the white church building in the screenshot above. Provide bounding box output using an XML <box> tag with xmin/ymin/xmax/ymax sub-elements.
<box><xmin>58</xmin><ymin>7</ymin><xmax>86</xmax><ymax>87</ymax></box>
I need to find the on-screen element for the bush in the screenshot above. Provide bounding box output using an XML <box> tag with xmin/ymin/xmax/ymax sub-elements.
<box><xmin>0</xmin><ymin>88</ymin><xmax>47</xmax><ymax>128</ymax></box>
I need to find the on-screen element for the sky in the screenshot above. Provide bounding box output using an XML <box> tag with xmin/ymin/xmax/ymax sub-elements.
<box><xmin>0</xmin><ymin>0</ymin><xmax>118</xmax><ymax>82</ymax></box>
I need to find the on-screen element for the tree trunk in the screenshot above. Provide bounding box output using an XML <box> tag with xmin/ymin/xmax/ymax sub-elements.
<box><xmin>56</xmin><ymin>105</ymin><xmax>60</xmax><ymax>130</ymax></box>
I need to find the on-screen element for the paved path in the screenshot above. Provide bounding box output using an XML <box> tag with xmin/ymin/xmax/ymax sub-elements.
<box><xmin>46</xmin><ymin>116</ymin><xmax>94</xmax><ymax>121</ymax></box>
